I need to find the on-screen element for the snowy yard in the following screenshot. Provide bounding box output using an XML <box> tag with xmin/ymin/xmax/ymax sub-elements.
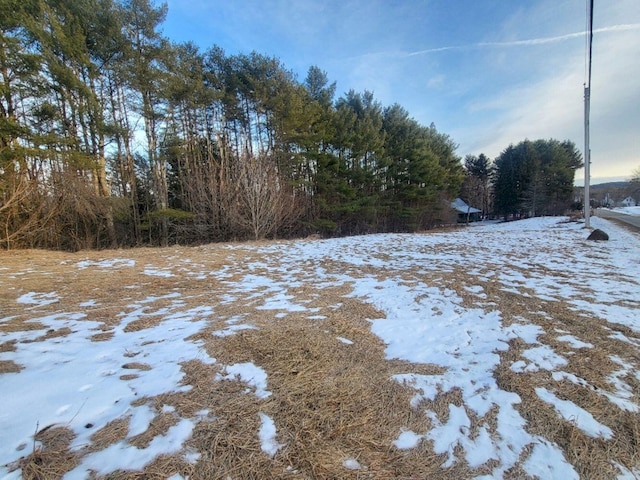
<box><xmin>1</xmin><ymin>217</ymin><xmax>639</xmax><ymax>479</ymax></box>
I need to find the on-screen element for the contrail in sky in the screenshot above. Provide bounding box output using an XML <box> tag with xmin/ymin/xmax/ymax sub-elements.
<box><xmin>406</xmin><ymin>23</ymin><xmax>640</xmax><ymax>56</ymax></box>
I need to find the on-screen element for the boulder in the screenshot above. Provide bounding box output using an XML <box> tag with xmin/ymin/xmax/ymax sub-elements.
<box><xmin>587</xmin><ymin>229</ymin><xmax>609</xmax><ymax>241</ymax></box>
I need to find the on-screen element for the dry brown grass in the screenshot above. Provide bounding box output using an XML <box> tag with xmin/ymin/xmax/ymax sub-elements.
<box><xmin>180</xmin><ymin>316</ymin><xmax>473</xmax><ymax>480</ymax></box>
<box><xmin>0</xmin><ymin>359</ymin><xmax>22</xmax><ymax>374</ymax></box>
<box><xmin>2</xmin><ymin>238</ymin><xmax>639</xmax><ymax>479</ymax></box>
<box><xmin>19</xmin><ymin>426</ymin><xmax>79</xmax><ymax>480</ymax></box>
<box><xmin>489</xmin><ymin>288</ymin><xmax>640</xmax><ymax>480</ymax></box>
<box><xmin>89</xmin><ymin>418</ymin><xmax>130</xmax><ymax>452</ymax></box>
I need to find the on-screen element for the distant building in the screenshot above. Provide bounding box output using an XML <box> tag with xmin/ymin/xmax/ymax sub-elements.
<box><xmin>620</xmin><ymin>196</ymin><xmax>637</xmax><ymax>207</ymax></box>
<box><xmin>451</xmin><ymin>198</ymin><xmax>482</xmax><ymax>223</ymax></box>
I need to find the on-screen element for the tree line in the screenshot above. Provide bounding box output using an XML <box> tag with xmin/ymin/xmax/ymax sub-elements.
<box><xmin>0</xmin><ymin>0</ymin><xmax>465</xmax><ymax>250</ymax></box>
<box><xmin>1</xmin><ymin>0</ymin><xmax>583</xmax><ymax>250</ymax></box>
<box><xmin>462</xmin><ymin>139</ymin><xmax>583</xmax><ymax>221</ymax></box>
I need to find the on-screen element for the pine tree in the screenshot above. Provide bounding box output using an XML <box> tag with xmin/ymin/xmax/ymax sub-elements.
<box><xmin>121</xmin><ymin>0</ymin><xmax>170</xmax><ymax>245</ymax></box>
<box><xmin>494</xmin><ymin>139</ymin><xmax>583</xmax><ymax>219</ymax></box>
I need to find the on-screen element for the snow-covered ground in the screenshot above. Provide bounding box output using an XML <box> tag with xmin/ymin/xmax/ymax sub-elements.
<box><xmin>610</xmin><ymin>206</ymin><xmax>640</xmax><ymax>216</ymax></box>
<box><xmin>1</xmin><ymin>216</ymin><xmax>639</xmax><ymax>479</ymax></box>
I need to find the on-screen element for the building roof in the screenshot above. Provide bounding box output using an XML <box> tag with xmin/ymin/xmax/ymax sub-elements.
<box><xmin>451</xmin><ymin>198</ymin><xmax>482</xmax><ymax>214</ymax></box>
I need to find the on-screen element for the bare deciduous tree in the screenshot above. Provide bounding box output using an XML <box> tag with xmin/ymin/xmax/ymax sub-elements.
<box><xmin>1</xmin><ymin>173</ymin><xmax>39</xmax><ymax>249</ymax></box>
<box><xmin>228</xmin><ymin>154</ymin><xmax>301</xmax><ymax>240</ymax></box>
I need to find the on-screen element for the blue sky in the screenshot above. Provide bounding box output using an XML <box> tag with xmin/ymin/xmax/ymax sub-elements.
<box><xmin>161</xmin><ymin>0</ymin><xmax>640</xmax><ymax>184</ymax></box>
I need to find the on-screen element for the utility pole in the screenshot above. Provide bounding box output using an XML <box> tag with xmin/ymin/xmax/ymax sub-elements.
<box><xmin>584</xmin><ymin>85</ymin><xmax>591</xmax><ymax>227</ymax></box>
<box><xmin>584</xmin><ymin>0</ymin><xmax>594</xmax><ymax>228</ymax></box>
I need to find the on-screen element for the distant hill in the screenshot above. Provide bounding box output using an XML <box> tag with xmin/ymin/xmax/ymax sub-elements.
<box><xmin>574</xmin><ymin>181</ymin><xmax>629</xmax><ymax>191</ymax></box>
<box><xmin>575</xmin><ymin>181</ymin><xmax>634</xmax><ymax>207</ymax></box>
<box><xmin>591</xmin><ymin>181</ymin><xmax>629</xmax><ymax>189</ymax></box>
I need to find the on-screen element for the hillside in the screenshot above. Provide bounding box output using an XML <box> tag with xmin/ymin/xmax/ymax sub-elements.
<box><xmin>576</xmin><ymin>181</ymin><xmax>634</xmax><ymax>206</ymax></box>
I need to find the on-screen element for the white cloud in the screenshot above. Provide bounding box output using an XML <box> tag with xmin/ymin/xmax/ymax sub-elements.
<box><xmin>427</xmin><ymin>74</ymin><xmax>446</xmax><ymax>89</ymax></box>
<box><xmin>462</xmin><ymin>66</ymin><xmax>583</xmax><ymax>156</ymax></box>
<box><xmin>458</xmin><ymin>21</ymin><xmax>640</xmax><ymax>180</ymax></box>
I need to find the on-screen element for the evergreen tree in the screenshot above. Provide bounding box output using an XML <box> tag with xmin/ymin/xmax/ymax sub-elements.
<box><xmin>381</xmin><ymin>105</ymin><xmax>457</xmax><ymax>230</ymax></box>
<box><xmin>0</xmin><ymin>0</ymin><xmax>470</xmax><ymax>248</ymax></box>
<box><xmin>494</xmin><ymin>139</ymin><xmax>582</xmax><ymax>219</ymax></box>
<box><xmin>304</xmin><ymin>66</ymin><xmax>336</xmax><ymax>108</ymax></box>
<box><xmin>332</xmin><ymin>90</ymin><xmax>385</xmax><ymax>234</ymax></box>
<box><xmin>121</xmin><ymin>0</ymin><xmax>170</xmax><ymax>245</ymax></box>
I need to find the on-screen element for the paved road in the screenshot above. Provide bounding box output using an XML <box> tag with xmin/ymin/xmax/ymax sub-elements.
<box><xmin>593</xmin><ymin>209</ymin><xmax>640</xmax><ymax>232</ymax></box>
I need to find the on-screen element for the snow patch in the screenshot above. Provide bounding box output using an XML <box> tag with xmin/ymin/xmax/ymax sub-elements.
<box><xmin>258</xmin><ymin>413</ymin><xmax>284</xmax><ymax>457</ymax></box>
<box><xmin>536</xmin><ymin>388</ymin><xmax>613</xmax><ymax>439</ymax></box>
<box><xmin>219</xmin><ymin>362</ymin><xmax>271</xmax><ymax>399</ymax></box>
<box><xmin>16</xmin><ymin>292</ymin><xmax>59</xmax><ymax>306</ymax></box>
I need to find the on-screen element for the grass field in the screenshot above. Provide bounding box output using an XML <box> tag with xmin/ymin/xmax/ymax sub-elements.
<box><xmin>1</xmin><ymin>216</ymin><xmax>639</xmax><ymax>479</ymax></box>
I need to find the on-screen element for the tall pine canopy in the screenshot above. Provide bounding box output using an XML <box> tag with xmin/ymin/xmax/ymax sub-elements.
<box><xmin>0</xmin><ymin>0</ymin><xmax>465</xmax><ymax>249</ymax></box>
<box><xmin>493</xmin><ymin>139</ymin><xmax>583</xmax><ymax>219</ymax></box>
